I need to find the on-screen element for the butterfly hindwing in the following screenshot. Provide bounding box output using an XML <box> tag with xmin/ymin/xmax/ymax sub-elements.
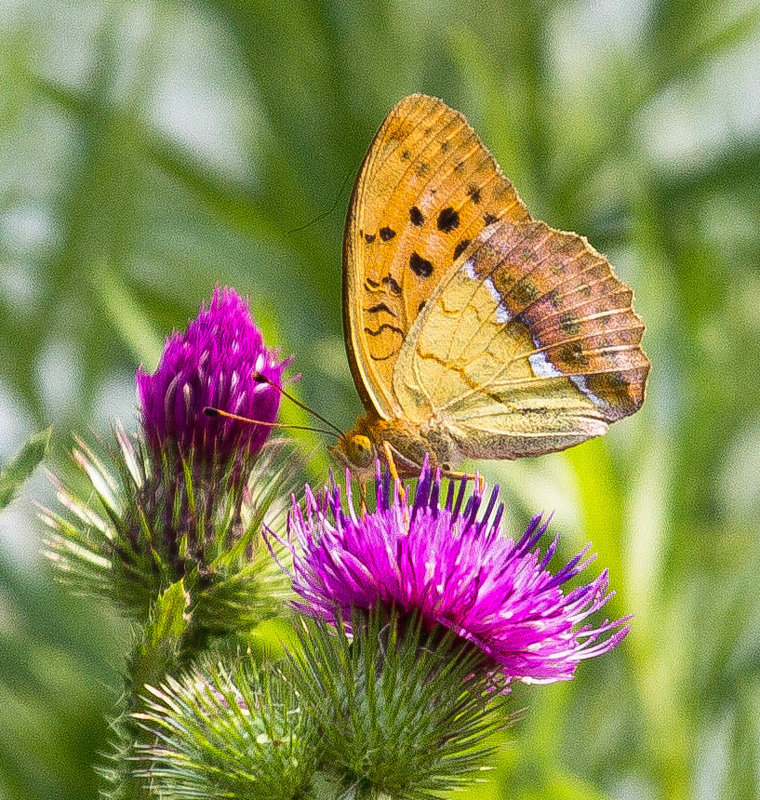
<box><xmin>343</xmin><ymin>94</ymin><xmax>530</xmax><ymax>419</ymax></box>
<box><xmin>393</xmin><ymin>220</ymin><xmax>649</xmax><ymax>457</ymax></box>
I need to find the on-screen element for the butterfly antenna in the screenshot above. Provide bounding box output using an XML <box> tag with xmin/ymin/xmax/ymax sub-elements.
<box><xmin>203</xmin><ymin>407</ymin><xmax>340</xmax><ymax>439</ymax></box>
<box><xmin>285</xmin><ymin>167</ymin><xmax>356</xmax><ymax>235</ymax></box>
<box><xmin>253</xmin><ymin>372</ymin><xmax>345</xmax><ymax>439</ymax></box>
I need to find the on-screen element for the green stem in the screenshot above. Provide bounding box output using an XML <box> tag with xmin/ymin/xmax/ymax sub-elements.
<box><xmin>105</xmin><ymin>645</ymin><xmax>171</xmax><ymax>799</ymax></box>
<box><xmin>106</xmin><ymin>580</ymin><xmax>192</xmax><ymax>799</ymax></box>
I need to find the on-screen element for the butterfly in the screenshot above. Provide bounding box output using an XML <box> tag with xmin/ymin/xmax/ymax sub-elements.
<box><xmin>331</xmin><ymin>94</ymin><xmax>650</xmax><ymax>477</ymax></box>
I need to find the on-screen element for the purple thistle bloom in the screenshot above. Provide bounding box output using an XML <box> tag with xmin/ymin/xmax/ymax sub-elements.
<box><xmin>137</xmin><ymin>287</ymin><xmax>288</xmax><ymax>465</ymax></box>
<box><xmin>276</xmin><ymin>461</ymin><xmax>630</xmax><ymax>685</ymax></box>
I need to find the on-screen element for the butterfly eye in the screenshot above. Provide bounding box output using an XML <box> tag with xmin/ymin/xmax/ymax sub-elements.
<box><xmin>348</xmin><ymin>435</ymin><xmax>373</xmax><ymax>468</ymax></box>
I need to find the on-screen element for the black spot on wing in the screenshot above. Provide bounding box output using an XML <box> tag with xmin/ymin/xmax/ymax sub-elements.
<box><xmin>558</xmin><ymin>313</ymin><xmax>581</xmax><ymax>334</ymax></box>
<box><xmin>418</xmin><ymin>300</ymin><xmax>426</xmax><ymax>313</ymax></box>
<box><xmin>550</xmin><ymin>262</ymin><xmax>566</xmax><ymax>277</ymax></box>
<box><xmin>467</xmin><ymin>185</ymin><xmax>481</xmax><ymax>203</ymax></box>
<box><xmin>511</xmin><ymin>281</ymin><xmax>540</xmax><ymax>306</ymax></box>
<box><xmin>364</xmin><ymin>323</ymin><xmax>404</xmax><ymax>337</ymax></box>
<box><xmin>410</xmin><ymin>252</ymin><xmax>434</xmax><ymax>278</ymax></box>
<box><xmin>365</xmin><ymin>233</ymin><xmax>376</xmax><ymax>243</ymax></box>
<box><xmin>365</xmin><ymin>303</ymin><xmax>396</xmax><ymax>317</ymax></box>
<box><xmin>453</xmin><ymin>239</ymin><xmax>471</xmax><ymax>261</ymax></box>
<box><xmin>409</xmin><ymin>206</ymin><xmax>425</xmax><ymax>226</ymax></box>
<box><xmin>379</xmin><ymin>226</ymin><xmax>396</xmax><ymax>241</ymax></box>
<box><xmin>382</xmin><ymin>275</ymin><xmax>402</xmax><ymax>295</ymax></box>
<box><xmin>483</xmin><ymin>213</ymin><xmax>497</xmax><ymax>225</ymax></box>
<box><xmin>557</xmin><ymin>341</ymin><xmax>588</xmax><ymax>367</ymax></box>
<box><xmin>437</xmin><ymin>207</ymin><xmax>460</xmax><ymax>233</ymax></box>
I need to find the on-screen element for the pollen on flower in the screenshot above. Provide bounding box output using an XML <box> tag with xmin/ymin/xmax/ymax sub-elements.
<box><xmin>272</xmin><ymin>460</ymin><xmax>630</xmax><ymax>686</ymax></box>
<box><xmin>136</xmin><ymin>286</ymin><xmax>289</xmax><ymax>466</ymax></box>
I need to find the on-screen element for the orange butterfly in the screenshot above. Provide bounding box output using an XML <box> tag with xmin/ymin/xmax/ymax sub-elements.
<box><xmin>330</xmin><ymin>94</ymin><xmax>650</xmax><ymax>477</ymax></box>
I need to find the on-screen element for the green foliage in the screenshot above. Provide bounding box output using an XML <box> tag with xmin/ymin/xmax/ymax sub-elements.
<box><xmin>289</xmin><ymin>610</ymin><xmax>508</xmax><ymax>799</ymax></box>
<box><xmin>136</xmin><ymin>655</ymin><xmax>318</xmax><ymax>800</ymax></box>
<box><xmin>1</xmin><ymin>0</ymin><xmax>759</xmax><ymax>798</ymax></box>
<box><xmin>0</xmin><ymin>428</ymin><xmax>50</xmax><ymax>510</ymax></box>
<box><xmin>137</xmin><ymin>580</ymin><xmax>192</xmax><ymax>686</ymax></box>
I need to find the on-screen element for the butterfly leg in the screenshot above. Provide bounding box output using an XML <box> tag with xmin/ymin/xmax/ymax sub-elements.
<box><xmin>360</xmin><ymin>479</ymin><xmax>368</xmax><ymax>516</ymax></box>
<box><xmin>441</xmin><ymin>467</ymin><xmax>485</xmax><ymax>493</ymax></box>
<box><xmin>382</xmin><ymin>440</ymin><xmax>405</xmax><ymax>499</ymax></box>
<box><xmin>382</xmin><ymin>441</ymin><xmax>411</xmax><ymax>526</ymax></box>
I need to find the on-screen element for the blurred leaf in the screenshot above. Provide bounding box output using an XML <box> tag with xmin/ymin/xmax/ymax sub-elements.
<box><xmin>94</xmin><ymin>264</ymin><xmax>162</xmax><ymax>367</ymax></box>
<box><xmin>0</xmin><ymin>428</ymin><xmax>50</xmax><ymax>511</ymax></box>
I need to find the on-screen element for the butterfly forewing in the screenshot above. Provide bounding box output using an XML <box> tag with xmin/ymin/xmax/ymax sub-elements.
<box><xmin>344</xmin><ymin>94</ymin><xmax>530</xmax><ymax>419</ymax></box>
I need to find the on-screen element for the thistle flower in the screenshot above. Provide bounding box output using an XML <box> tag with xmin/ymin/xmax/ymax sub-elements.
<box><xmin>137</xmin><ymin>286</ymin><xmax>287</xmax><ymax>466</ymax></box>
<box><xmin>45</xmin><ymin>287</ymin><xmax>300</xmax><ymax>625</ymax></box>
<box><xmin>279</xmin><ymin>461</ymin><xmax>629</xmax><ymax>686</ymax></box>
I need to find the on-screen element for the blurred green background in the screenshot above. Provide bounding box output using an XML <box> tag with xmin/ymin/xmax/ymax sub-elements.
<box><xmin>1</xmin><ymin>0</ymin><xmax>759</xmax><ymax>798</ymax></box>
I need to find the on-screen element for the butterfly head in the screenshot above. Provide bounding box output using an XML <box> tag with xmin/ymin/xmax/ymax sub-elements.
<box><xmin>333</xmin><ymin>432</ymin><xmax>375</xmax><ymax>471</ymax></box>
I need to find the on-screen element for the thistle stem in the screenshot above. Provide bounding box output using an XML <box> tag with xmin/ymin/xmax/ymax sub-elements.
<box><xmin>106</xmin><ymin>579</ymin><xmax>194</xmax><ymax>799</ymax></box>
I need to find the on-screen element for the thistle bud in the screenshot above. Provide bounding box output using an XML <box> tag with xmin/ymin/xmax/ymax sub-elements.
<box><xmin>44</xmin><ymin>288</ymin><xmax>298</xmax><ymax>629</ymax></box>
<box><xmin>136</xmin><ymin>657</ymin><xmax>317</xmax><ymax>800</ymax></box>
<box><xmin>137</xmin><ymin>286</ymin><xmax>288</xmax><ymax>470</ymax></box>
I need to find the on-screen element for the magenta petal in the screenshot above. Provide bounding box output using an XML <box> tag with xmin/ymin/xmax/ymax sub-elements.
<box><xmin>280</xmin><ymin>463</ymin><xmax>630</xmax><ymax>686</ymax></box>
<box><xmin>136</xmin><ymin>287</ymin><xmax>288</xmax><ymax>464</ymax></box>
